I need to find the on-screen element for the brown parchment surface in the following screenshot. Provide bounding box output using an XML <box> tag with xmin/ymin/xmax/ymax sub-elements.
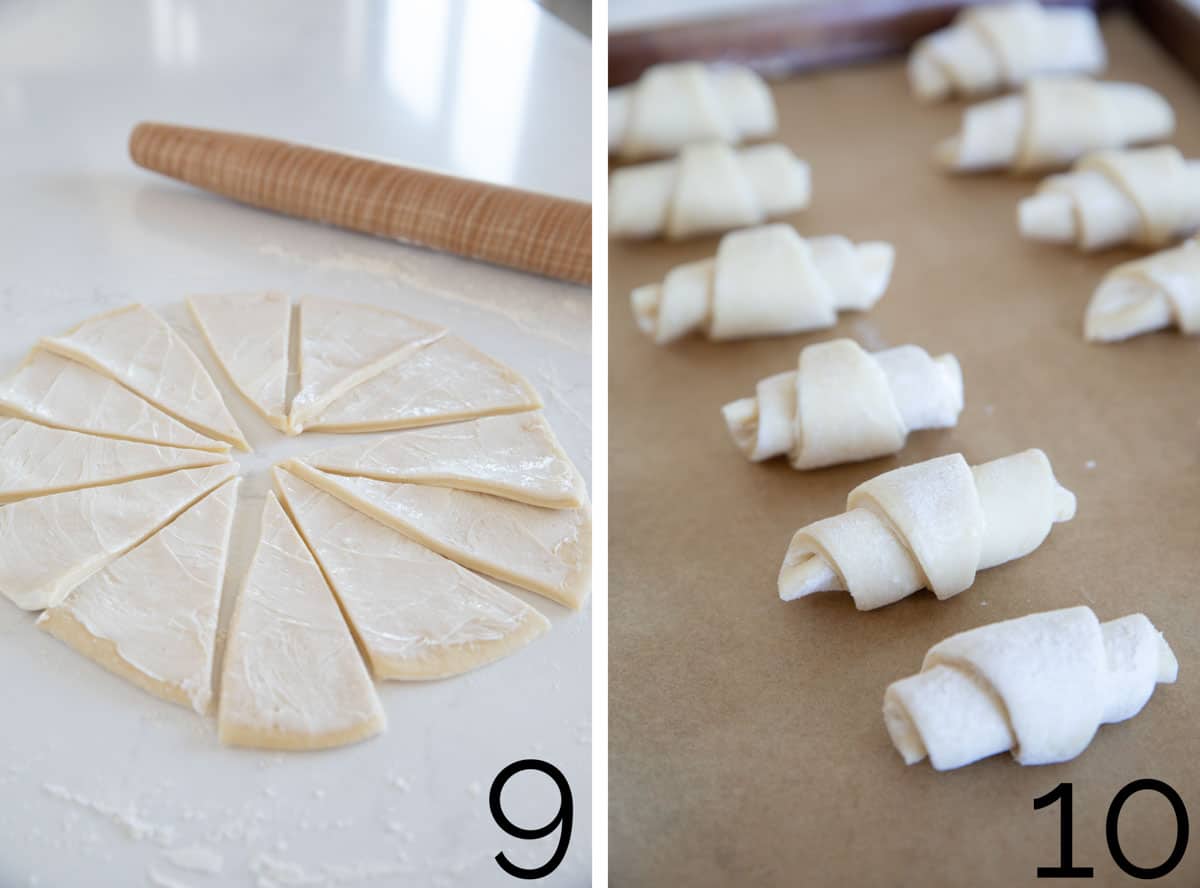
<box><xmin>609</xmin><ymin>13</ymin><xmax>1200</xmax><ymax>887</ymax></box>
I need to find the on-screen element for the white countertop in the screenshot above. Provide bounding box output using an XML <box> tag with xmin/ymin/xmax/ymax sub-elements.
<box><xmin>0</xmin><ymin>2</ymin><xmax>592</xmax><ymax>886</ymax></box>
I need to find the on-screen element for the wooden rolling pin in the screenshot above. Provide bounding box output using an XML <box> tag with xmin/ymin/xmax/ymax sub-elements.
<box><xmin>129</xmin><ymin>122</ymin><xmax>592</xmax><ymax>285</ymax></box>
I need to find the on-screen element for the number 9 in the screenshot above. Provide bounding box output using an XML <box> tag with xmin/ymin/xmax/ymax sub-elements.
<box><xmin>490</xmin><ymin>759</ymin><xmax>574</xmax><ymax>880</ymax></box>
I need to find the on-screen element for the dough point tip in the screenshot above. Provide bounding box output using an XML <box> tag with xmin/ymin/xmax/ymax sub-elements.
<box><xmin>778</xmin><ymin>555</ymin><xmax>842</xmax><ymax>602</ymax></box>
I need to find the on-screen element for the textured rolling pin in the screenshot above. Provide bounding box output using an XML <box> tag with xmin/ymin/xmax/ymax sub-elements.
<box><xmin>129</xmin><ymin>122</ymin><xmax>592</xmax><ymax>285</ymax></box>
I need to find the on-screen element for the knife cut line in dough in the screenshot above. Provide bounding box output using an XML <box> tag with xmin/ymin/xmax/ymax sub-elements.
<box><xmin>885</xmin><ymin>606</ymin><xmax>1176</xmax><ymax>770</ymax></box>
<box><xmin>1085</xmin><ymin>236</ymin><xmax>1200</xmax><ymax>342</ymax></box>
<box><xmin>0</xmin><ymin>349</ymin><xmax>228</xmax><ymax>453</ymax></box>
<box><xmin>779</xmin><ymin>450</ymin><xmax>1075</xmax><ymax>610</ymax></box>
<box><xmin>0</xmin><ymin>462</ymin><xmax>238</xmax><ymax>612</ymax></box>
<box><xmin>40</xmin><ymin>305</ymin><xmax>250</xmax><ymax>451</ymax></box>
<box><xmin>217</xmin><ymin>492</ymin><xmax>385</xmax><ymax>751</ymax></box>
<box><xmin>0</xmin><ymin>416</ymin><xmax>229</xmax><ymax>504</ymax></box>
<box><xmin>307</xmin><ymin>334</ymin><xmax>542</xmax><ymax>434</ymax></box>
<box><xmin>302</xmin><ymin>413</ymin><xmax>587</xmax><ymax>509</ymax></box>
<box><xmin>274</xmin><ymin>468</ymin><xmax>550</xmax><ymax>680</ymax></box>
<box><xmin>288</xmin><ymin>296</ymin><xmax>447</xmax><ymax>435</ymax></box>
<box><xmin>188</xmin><ymin>291</ymin><xmax>291</xmax><ymax>432</ymax></box>
<box><xmin>37</xmin><ymin>478</ymin><xmax>240</xmax><ymax>715</ymax></box>
<box><xmin>282</xmin><ymin>460</ymin><xmax>591</xmax><ymax>610</ymax></box>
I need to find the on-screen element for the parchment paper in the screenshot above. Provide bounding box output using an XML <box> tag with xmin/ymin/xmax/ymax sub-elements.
<box><xmin>609</xmin><ymin>13</ymin><xmax>1200</xmax><ymax>886</ymax></box>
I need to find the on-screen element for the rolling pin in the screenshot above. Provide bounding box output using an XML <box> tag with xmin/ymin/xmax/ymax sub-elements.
<box><xmin>129</xmin><ymin>122</ymin><xmax>591</xmax><ymax>286</ymax></box>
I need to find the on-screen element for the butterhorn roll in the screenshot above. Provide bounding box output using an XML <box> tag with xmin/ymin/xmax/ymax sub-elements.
<box><xmin>1085</xmin><ymin>236</ymin><xmax>1200</xmax><ymax>342</ymax></box>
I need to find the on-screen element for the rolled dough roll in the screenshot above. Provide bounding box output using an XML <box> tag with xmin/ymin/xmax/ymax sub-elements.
<box><xmin>609</xmin><ymin>62</ymin><xmax>776</xmax><ymax>160</ymax></box>
<box><xmin>909</xmin><ymin>2</ymin><xmax>1105</xmax><ymax>102</ymax></box>
<box><xmin>609</xmin><ymin>142</ymin><xmax>811</xmax><ymax>240</ymax></box>
<box><xmin>1085</xmin><ymin>236</ymin><xmax>1200</xmax><ymax>342</ymax></box>
<box><xmin>884</xmin><ymin>606</ymin><xmax>1177</xmax><ymax>770</ymax></box>
<box><xmin>722</xmin><ymin>339</ymin><xmax>962</xmax><ymax>468</ymax></box>
<box><xmin>779</xmin><ymin>450</ymin><xmax>1075</xmax><ymax>609</ymax></box>
<box><xmin>631</xmin><ymin>225</ymin><xmax>892</xmax><ymax>343</ymax></box>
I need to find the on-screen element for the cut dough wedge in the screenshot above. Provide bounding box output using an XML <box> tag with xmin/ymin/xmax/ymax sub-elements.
<box><xmin>218</xmin><ymin>492</ymin><xmax>385</xmax><ymax>751</ymax></box>
<box><xmin>282</xmin><ymin>460</ymin><xmax>591</xmax><ymax>610</ymax></box>
<box><xmin>307</xmin><ymin>335</ymin><xmax>542</xmax><ymax>433</ymax></box>
<box><xmin>41</xmin><ymin>305</ymin><xmax>249</xmax><ymax>451</ymax></box>
<box><xmin>37</xmin><ymin>478</ymin><xmax>240</xmax><ymax>714</ymax></box>
<box><xmin>188</xmin><ymin>292</ymin><xmax>290</xmax><ymax>431</ymax></box>
<box><xmin>288</xmin><ymin>296</ymin><xmax>446</xmax><ymax>434</ymax></box>
<box><xmin>0</xmin><ymin>462</ymin><xmax>238</xmax><ymax>611</ymax></box>
<box><xmin>275</xmin><ymin>468</ymin><xmax>550</xmax><ymax>680</ymax></box>
<box><xmin>303</xmin><ymin>413</ymin><xmax>587</xmax><ymax>509</ymax></box>
<box><xmin>0</xmin><ymin>349</ymin><xmax>227</xmax><ymax>452</ymax></box>
<box><xmin>0</xmin><ymin>417</ymin><xmax>228</xmax><ymax>504</ymax></box>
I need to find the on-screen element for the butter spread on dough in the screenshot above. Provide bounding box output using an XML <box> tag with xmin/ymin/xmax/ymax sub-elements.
<box><xmin>779</xmin><ymin>450</ymin><xmax>1075</xmax><ymax>609</ymax></box>
<box><xmin>632</xmin><ymin>225</ymin><xmax>893</xmax><ymax>344</ymax></box>
<box><xmin>288</xmin><ymin>297</ymin><xmax>446</xmax><ymax>434</ymax></box>
<box><xmin>188</xmin><ymin>292</ymin><xmax>290</xmax><ymax>431</ymax></box>
<box><xmin>218</xmin><ymin>492</ymin><xmax>385</xmax><ymax>751</ymax></box>
<box><xmin>0</xmin><ymin>417</ymin><xmax>228</xmax><ymax>504</ymax></box>
<box><xmin>885</xmin><ymin>606</ymin><xmax>1177</xmax><ymax>770</ymax></box>
<box><xmin>909</xmin><ymin>2</ymin><xmax>1105</xmax><ymax>102</ymax></box>
<box><xmin>722</xmin><ymin>339</ymin><xmax>962</xmax><ymax>469</ymax></box>
<box><xmin>275</xmin><ymin>468</ymin><xmax>550</xmax><ymax>680</ymax></box>
<box><xmin>1085</xmin><ymin>236</ymin><xmax>1200</xmax><ymax>342</ymax></box>
<box><xmin>303</xmin><ymin>413</ymin><xmax>587</xmax><ymax>509</ymax></box>
<box><xmin>307</xmin><ymin>335</ymin><xmax>541</xmax><ymax>434</ymax></box>
<box><xmin>41</xmin><ymin>305</ymin><xmax>250</xmax><ymax>451</ymax></box>
<box><xmin>608</xmin><ymin>62</ymin><xmax>776</xmax><ymax>160</ymax></box>
<box><xmin>0</xmin><ymin>462</ymin><xmax>237</xmax><ymax>611</ymax></box>
<box><xmin>37</xmin><ymin>479</ymin><xmax>240</xmax><ymax>714</ymax></box>
<box><xmin>1020</xmin><ymin>146</ymin><xmax>1200</xmax><ymax>250</ymax></box>
<box><xmin>0</xmin><ymin>349</ymin><xmax>228</xmax><ymax>452</ymax></box>
<box><xmin>282</xmin><ymin>460</ymin><xmax>591</xmax><ymax>610</ymax></box>
<box><xmin>609</xmin><ymin>142</ymin><xmax>811</xmax><ymax>240</ymax></box>
<box><xmin>937</xmin><ymin>77</ymin><xmax>1174</xmax><ymax>173</ymax></box>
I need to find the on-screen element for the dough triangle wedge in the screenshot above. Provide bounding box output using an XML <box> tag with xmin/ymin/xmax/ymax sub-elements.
<box><xmin>288</xmin><ymin>296</ymin><xmax>446</xmax><ymax>434</ymax></box>
<box><xmin>40</xmin><ymin>305</ymin><xmax>249</xmax><ymax>450</ymax></box>
<box><xmin>0</xmin><ymin>417</ymin><xmax>229</xmax><ymax>504</ymax></box>
<box><xmin>0</xmin><ymin>349</ymin><xmax>228</xmax><ymax>452</ymax></box>
<box><xmin>37</xmin><ymin>478</ymin><xmax>240</xmax><ymax>715</ymax></box>
<box><xmin>0</xmin><ymin>462</ymin><xmax>238</xmax><ymax>611</ymax></box>
<box><xmin>218</xmin><ymin>492</ymin><xmax>385</xmax><ymax>750</ymax></box>
<box><xmin>306</xmin><ymin>335</ymin><xmax>541</xmax><ymax>434</ymax></box>
<box><xmin>281</xmin><ymin>460</ymin><xmax>591</xmax><ymax>610</ymax></box>
<box><xmin>188</xmin><ymin>292</ymin><xmax>290</xmax><ymax>431</ymax></box>
<box><xmin>303</xmin><ymin>413</ymin><xmax>587</xmax><ymax>509</ymax></box>
<box><xmin>274</xmin><ymin>467</ymin><xmax>550</xmax><ymax>680</ymax></box>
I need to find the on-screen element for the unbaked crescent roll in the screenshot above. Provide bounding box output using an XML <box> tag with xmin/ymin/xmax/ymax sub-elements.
<box><xmin>909</xmin><ymin>2</ymin><xmax>1105</xmax><ymax>102</ymax></box>
<box><xmin>631</xmin><ymin>225</ymin><xmax>891</xmax><ymax>343</ymax></box>
<box><xmin>609</xmin><ymin>142</ymin><xmax>811</xmax><ymax>240</ymax></box>
<box><xmin>885</xmin><ymin>606</ymin><xmax>1177</xmax><ymax>771</ymax></box>
<box><xmin>609</xmin><ymin>62</ymin><xmax>776</xmax><ymax>160</ymax></box>
<box><xmin>937</xmin><ymin>77</ymin><xmax>1174</xmax><ymax>173</ymax></box>
<box><xmin>1085</xmin><ymin>236</ymin><xmax>1200</xmax><ymax>342</ymax></box>
<box><xmin>722</xmin><ymin>339</ymin><xmax>962</xmax><ymax>469</ymax></box>
<box><xmin>779</xmin><ymin>449</ymin><xmax>1075</xmax><ymax>609</ymax></box>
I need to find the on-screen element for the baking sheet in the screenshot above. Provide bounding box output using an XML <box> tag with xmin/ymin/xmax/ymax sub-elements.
<box><xmin>609</xmin><ymin>13</ymin><xmax>1200</xmax><ymax>886</ymax></box>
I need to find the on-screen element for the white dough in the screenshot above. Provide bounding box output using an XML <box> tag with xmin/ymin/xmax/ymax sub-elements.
<box><xmin>722</xmin><ymin>339</ymin><xmax>962</xmax><ymax>469</ymax></box>
<box><xmin>631</xmin><ymin>225</ymin><xmax>892</xmax><ymax>343</ymax></box>
<box><xmin>609</xmin><ymin>142</ymin><xmax>811</xmax><ymax>240</ymax></box>
<box><xmin>0</xmin><ymin>349</ymin><xmax>228</xmax><ymax>452</ymax></box>
<box><xmin>1085</xmin><ymin>236</ymin><xmax>1200</xmax><ymax>342</ymax></box>
<box><xmin>188</xmin><ymin>292</ymin><xmax>291</xmax><ymax>431</ymax></box>
<box><xmin>884</xmin><ymin>607</ymin><xmax>1177</xmax><ymax>770</ymax></box>
<box><xmin>779</xmin><ymin>450</ymin><xmax>1075</xmax><ymax>609</ymax></box>
<box><xmin>218</xmin><ymin>492</ymin><xmax>385</xmax><ymax>751</ymax></box>
<box><xmin>937</xmin><ymin>77</ymin><xmax>1174</xmax><ymax>173</ymax></box>
<box><xmin>275</xmin><ymin>468</ymin><xmax>550</xmax><ymax>680</ymax></box>
<box><xmin>37</xmin><ymin>479</ymin><xmax>240</xmax><ymax>714</ymax></box>
<box><xmin>41</xmin><ymin>305</ymin><xmax>250</xmax><ymax>451</ymax></box>
<box><xmin>288</xmin><ymin>296</ymin><xmax>446</xmax><ymax>434</ymax></box>
<box><xmin>609</xmin><ymin>62</ymin><xmax>776</xmax><ymax>159</ymax></box>
<box><xmin>303</xmin><ymin>413</ymin><xmax>587</xmax><ymax>509</ymax></box>
<box><xmin>909</xmin><ymin>2</ymin><xmax>1105</xmax><ymax>102</ymax></box>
